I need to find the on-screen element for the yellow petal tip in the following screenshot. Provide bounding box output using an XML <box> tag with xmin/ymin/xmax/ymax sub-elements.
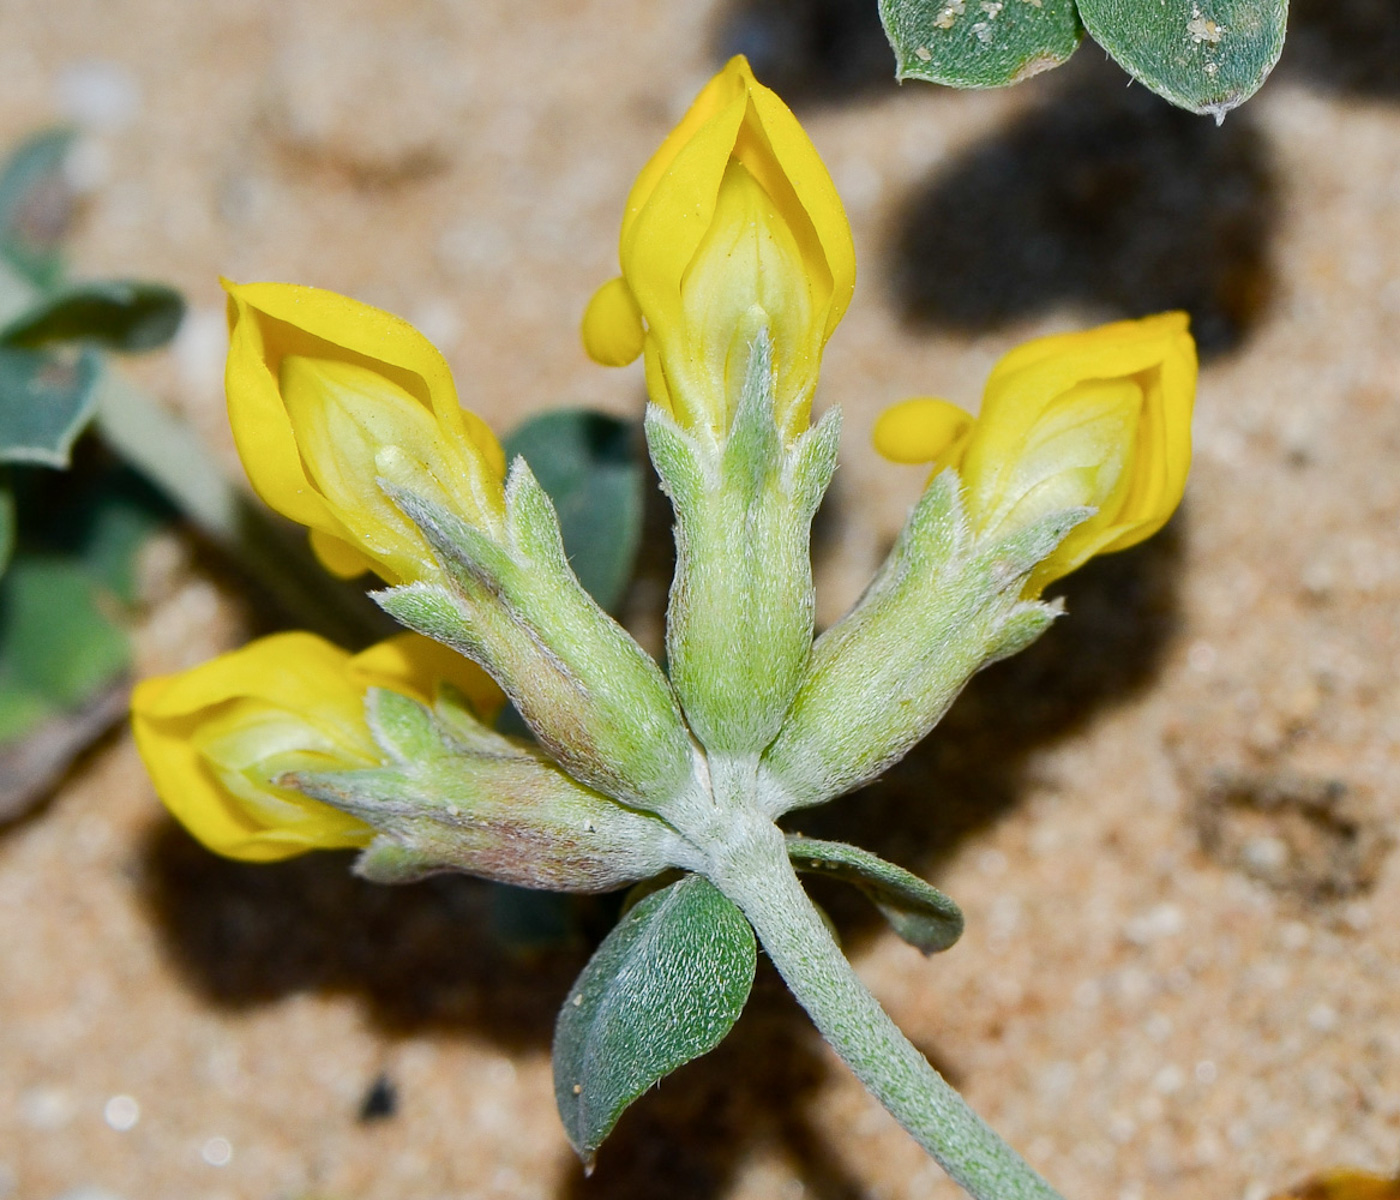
<box><xmin>581</xmin><ymin>277</ymin><xmax>645</xmax><ymax>367</ymax></box>
<box><xmin>873</xmin><ymin>398</ymin><xmax>975</xmax><ymax>465</ymax></box>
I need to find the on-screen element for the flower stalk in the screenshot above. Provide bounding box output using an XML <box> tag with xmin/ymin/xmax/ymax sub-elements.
<box><xmin>702</xmin><ymin>807</ymin><xmax>1065</xmax><ymax>1200</ymax></box>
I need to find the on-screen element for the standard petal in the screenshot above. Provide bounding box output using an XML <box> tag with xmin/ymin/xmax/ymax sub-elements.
<box><xmin>619</xmin><ymin>58</ymin><xmax>751</xmax><ymax>248</ymax></box>
<box><xmin>746</xmin><ymin>80</ymin><xmax>855</xmax><ymax>337</ymax></box>
<box><xmin>224</xmin><ymin>281</ymin><xmax>508</xmax><ymax>583</ymax></box>
<box><xmin>622</xmin><ymin>88</ymin><xmax>749</xmax><ymax>328</ymax></box>
<box><xmin>982</xmin><ymin>312</ymin><xmax>1192</xmax><ymax>411</ymax></box>
<box><xmin>139</xmin><ymin>632</ymin><xmax>362</xmax><ymax>721</ymax></box>
<box><xmin>224</xmin><ymin>281</ymin><xmax>488</xmax><ymax>447</ymax></box>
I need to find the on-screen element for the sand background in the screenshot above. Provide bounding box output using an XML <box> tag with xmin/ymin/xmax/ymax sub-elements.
<box><xmin>2</xmin><ymin>1</ymin><xmax>1400</xmax><ymax>1198</ymax></box>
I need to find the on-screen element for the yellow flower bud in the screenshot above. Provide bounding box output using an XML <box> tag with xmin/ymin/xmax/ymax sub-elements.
<box><xmin>131</xmin><ymin>632</ymin><xmax>502</xmax><ymax>862</ymax></box>
<box><xmin>224</xmin><ymin>281</ymin><xmax>508</xmax><ymax>584</ymax></box>
<box><xmin>581</xmin><ymin>56</ymin><xmax>855</xmax><ymax>440</ymax></box>
<box><xmin>874</xmin><ymin>313</ymin><xmax>1196</xmax><ymax>595</ymax></box>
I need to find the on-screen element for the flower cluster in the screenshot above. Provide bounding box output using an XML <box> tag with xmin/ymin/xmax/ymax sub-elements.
<box><xmin>129</xmin><ymin>56</ymin><xmax>1198</xmax><ymax>1195</ymax></box>
<box><xmin>134</xmin><ymin>53</ymin><xmax>1195</xmax><ymax>880</ymax></box>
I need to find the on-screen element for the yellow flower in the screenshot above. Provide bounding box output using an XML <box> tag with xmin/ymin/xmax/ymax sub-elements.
<box><xmin>132</xmin><ymin>631</ymin><xmax>502</xmax><ymax>862</ymax></box>
<box><xmin>225</xmin><ymin>281</ymin><xmax>508</xmax><ymax>584</ymax></box>
<box><xmin>581</xmin><ymin>56</ymin><xmax>856</xmax><ymax>440</ymax></box>
<box><xmin>874</xmin><ymin>313</ymin><xmax>1196</xmax><ymax>595</ymax></box>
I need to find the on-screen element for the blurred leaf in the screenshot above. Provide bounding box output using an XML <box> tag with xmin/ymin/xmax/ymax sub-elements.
<box><xmin>0</xmin><ymin>487</ymin><xmax>13</xmax><ymax>578</ymax></box>
<box><xmin>0</xmin><ymin>345</ymin><xmax>101</xmax><ymax>467</ymax></box>
<box><xmin>503</xmin><ymin>410</ymin><xmax>642</xmax><ymax>613</ymax></box>
<box><xmin>76</xmin><ymin>480</ymin><xmax>168</xmax><ymax>605</ymax></box>
<box><xmin>1</xmin><ymin>280</ymin><xmax>186</xmax><ymax>353</ymax></box>
<box><xmin>1077</xmin><ymin>0</ymin><xmax>1287</xmax><ymax>117</ymax></box>
<box><xmin>787</xmin><ymin>835</ymin><xmax>965</xmax><ymax>954</ymax></box>
<box><xmin>0</xmin><ymin>465</ymin><xmax>167</xmax><ymax>818</ymax></box>
<box><xmin>0</xmin><ymin>556</ymin><xmax>129</xmax><ymax>719</ymax></box>
<box><xmin>0</xmin><ymin>128</ymin><xmax>78</xmax><ymax>291</ymax></box>
<box><xmin>879</xmin><ymin>0</ymin><xmax>1082</xmax><ymax>88</ymax></box>
<box><xmin>553</xmin><ymin>873</ymin><xmax>756</xmax><ymax>1164</ymax></box>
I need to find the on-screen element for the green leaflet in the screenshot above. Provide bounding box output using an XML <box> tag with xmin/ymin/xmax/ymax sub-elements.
<box><xmin>553</xmin><ymin>874</ymin><xmax>756</xmax><ymax>1164</ymax></box>
<box><xmin>0</xmin><ymin>488</ymin><xmax>13</xmax><ymax>578</ymax></box>
<box><xmin>502</xmin><ymin>409</ymin><xmax>642</xmax><ymax>614</ymax></box>
<box><xmin>1077</xmin><ymin>0</ymin><xmax>1287</xmax><ymax>117</ymax></box>
<box><xmin>0</xmin><ymin>128</ymin><xmax>77</xmax><ymax>292</ymax></box>
<box><xmin>1</xmin><ymin>280</ymin><xmax>185</xmax><ymax>354</ymax></box>
<box><xmin>879</xmin><ymin>0</ymin><xmax>1082</xmax><ymax>89</ymax></box>
<box><xmin>0</xmin><ymin>346</ymin><xmax>101</xmax><ymax>467</ymax></box>
<box><xmin>0</xmin><ymin>556</ymin><xmax>130</xmax><ymax>744</ymax></box>
<box><xmin>787</xmin><ymin>836</ymin><xmax>965</xmax><ymax>955</ymax></box>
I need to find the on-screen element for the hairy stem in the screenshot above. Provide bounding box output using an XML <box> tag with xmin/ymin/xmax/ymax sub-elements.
<box><xmin>708</xmin><ymin>816</ymin><xmax>1065</xmax><ymax>1200</ymax></box>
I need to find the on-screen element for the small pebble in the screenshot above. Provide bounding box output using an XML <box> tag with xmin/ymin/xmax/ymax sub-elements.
<box><xmin>200</xmin><ymin>1137</ymin><xmax>232</xmax><ymax>1167</ymax></box>
<box><xmin>103</xmin><ymin>1095</ymin><xmax>139</xmax><ymax>1132</ymax></box>
<box><xmin>358</xmin><ymin>1074</ymin><xmax>397</xmax><ymax>1123</ymax></box>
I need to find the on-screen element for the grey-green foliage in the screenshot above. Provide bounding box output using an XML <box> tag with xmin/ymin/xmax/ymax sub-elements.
<box><xmin>0</xmin><ymin>129</ymin><xmax>76</xmax><ymax>291</ymax></box>
<box><xmin>0</xmin><ymin>127</ymin><xmax>184</xmax><ymax>801</ymax></box>
<box><xmin>1077</xmin><ymin>0</ymin><xmax>1287</xmax><ymax>118</ymax></box>
<box><xmin>758</xmin><ymin>472</ymin><xmax>1074</xmax><ymax>813</ymax></box>
<box><xmin>378</xmin><ymin>461</ymin><xmax>697</xmax><ymax>819</ymax></box>
<box><xmin>4</xmin><ymin>280</ymin><xmax>185</xmax><ymax>354</ymax></box>
<box><xmin>0</xmin><ymin>473</ymin><xmax>168</xmax><ymax>753</ymax></box>
<box><xmin>0</xmin><ymin>346</ymin><xmax>101</xmax><ymax>468</ymax></box>
<box><xmin>787</xmin><ymin>836</ymin><xmax>965</xmax><ymax>955</ymax></box>
<box><xmin>289</xmin><ymin>686</ymin><xmax>685</xmax><ymax>892</ymax></box>
<box><xmin>880</xmin><ymin>0</ymin><xmax>1082</xmax><ymax>89</ymax></box>
<box><xmin>879</xmin><ymin>0</ymin><xmax>1286</xmax><ymax>116</ymax></box>
<box><xmin>649</xmin><ymin>334</ymin><xmax>839</xmax><ymax>756</ymax></box>
<box><xmin>553</xmin><ymin>873</ymin><xmax>756</xmax><ymax>1163</ymax></box>
<box><xmin>0</xmin><ymin>557</ymin><xmax>131</xmax><ymax>742</ymax></box>
<box><xmin>0</xmin><ymin>127</ymin><xmax>186</xmax><ymax>470</ymax></box>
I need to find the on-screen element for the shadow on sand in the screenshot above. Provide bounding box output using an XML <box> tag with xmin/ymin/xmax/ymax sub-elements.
<box><xmin>887</xmin><ymin>55</ymin><xmax>1277</xmax><ymax>359</ymax></box>
<box><xmin>712</xmin><ymin>0</ymin><xmax>897</xmax><ymax>106</ymax></box>
<box><xmin>1286</xmin><ymin>0</ymin><xmax>1400</xmax><ymax>98</ymax></box>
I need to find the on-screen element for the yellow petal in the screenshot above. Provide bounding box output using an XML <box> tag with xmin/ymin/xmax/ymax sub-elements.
<box><xmin>224</xmin><ymin>281</ymin><xmax>508</xmax><ymax>582</ymax></box>
<box><xmin>138</xmin><ymin>632</ymin><xmax>360</xmax><ymax>720</ymax></box>
<box><xmin>952</xmin><ymin>313</ymin><xmax>1197</xmax><ymax>595</ymax></box>
<box><xmin>225</xmin><ymin>281</ymin><xmax>485</xmax><ymax>444</ymax></box>
<box><xmin>983</xmin><ymin>312</ymin><xmax>1192</xmax><ymax>415</ymax></box>
<box><xmin>593</xmin><ymin>56</ymin><xmax>855</xmax><ymax>442</ymax></box>
<box><xmin>619</xmin><ymin>58</ymin><xmax>751</xmax><ymax>251</ymax></box>
<box><xmin>677</xmin><ymin>160</ymin><xmax>814</xmax><ymax>432</ymax></box>
<box><xmin>1272</xmin><ymin>1171</ymin><xmax>1400</xmax><ymax>1200</ymax></box>
<box><xmin>745</xmin><ymin>79</ymin><xmax>855</xmax><ymax>339</ymax></box>
<box><xmin>963</xmin><ymin>377</ymin><xmax>1142</xmax><ymax>539</ymax></box>
<box><xmin>349</xmin><ymin>631</ymin><xmax>505</xmax><ymax>720</ymax></box>
<box><xmin>279</xmin><ymin>354</ymin><xmax>449</xmax><ymax>581</ymax></box>
<box><xmin>309</xmin><ymin>527</ymin><xmax>376</xmax><ymax>580</ymax></box>
<box><xmin>873</xmin><ymin>398</ymin><xmax>975</xmax><ymax>466</ymax></box>
<box><xmin>581</xmin><ymin>276</ymin><xmax>645</xmax><ymax>367</ymax></box>
<box><xmin>131</xmin><ymin>632</ymin><xmax>377</xmax><ymax>862</ymax></box>
<box><xmin>622</xmin><ymin>87</ymin><xmax>749</xmax><ymax>333</ymax></box>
